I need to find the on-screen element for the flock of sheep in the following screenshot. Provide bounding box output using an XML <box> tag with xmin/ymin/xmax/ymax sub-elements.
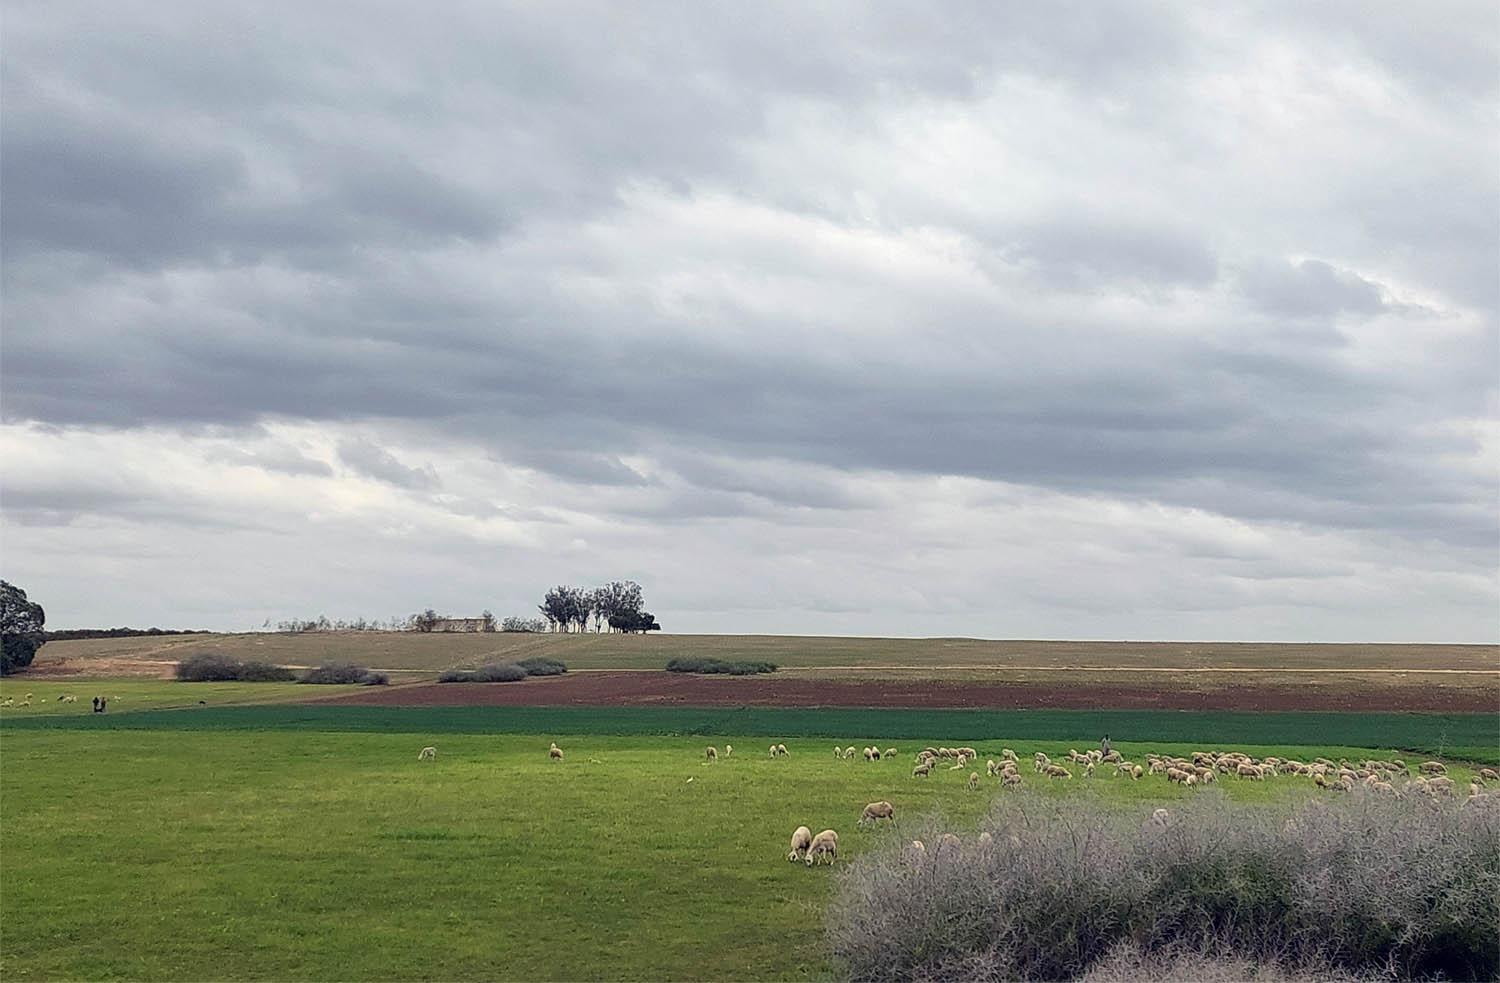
<box><xmin>0</xmin><ymin>692</ymin><xmax>116</xmax><ymax>708</ymax></box>
<box><xmin>407</xmin><ymin>737</ymin><xmax>1493</xmax><ymax>869</ymax></box>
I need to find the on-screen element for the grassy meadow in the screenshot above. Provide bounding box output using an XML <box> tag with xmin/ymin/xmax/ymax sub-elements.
<box><xmin>2</xmin><ymin>696</ymin><xmax>1495</xmax><ymax>981</ymax></box>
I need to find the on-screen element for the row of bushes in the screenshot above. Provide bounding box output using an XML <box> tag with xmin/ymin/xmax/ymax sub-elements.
<box><xmin>827</xmin><ymin>790</ymin><xmax>1500</xmax><ymax>982</ymax></box>
<box><xmin>175</xmin><ymin>654</ymin><xmax>387</xmax><ymax>685</ymax></box>
<box><xmin>438</xmin><ymin>657</ymin><xmax>568</xmax><ymax>683</ymax></box>
<box><xmin>665</xmin><ymin>657</ymin><xmax>777</xmax><ymax>675</ymax></box>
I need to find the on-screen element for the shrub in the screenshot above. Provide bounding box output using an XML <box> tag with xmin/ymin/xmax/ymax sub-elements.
<box><xmin>515</xmin><ymin>657</ymin><xmax>567</xmax><ymax>676</ymax></box>
<box><xmin>501</xmin><ymin>616</ymin><xmax>547</xmax><ymax>633</ymax></box>
<box><xmin>438</xmin><ymin>663</ymin><xmax>528</xmax><ymax>683</ymax></box>
<box><xmin>826</xmin><ymin>791</ymin><xmax>1500</xmax><ymax>982</ymax></box>
<box><xmin>664</xmin><ymin>657</ymin><xmax>777</xmax><ymax>675</ymax></box>
<box><xmin>300</xmin><ymin>663</ymin><xmax>385</xmax><ymax>685</ymax></box>
<box><xmin>175</xmin><ymin>653</ymin><xmax>294</xmax><ymax>682</ymax></box>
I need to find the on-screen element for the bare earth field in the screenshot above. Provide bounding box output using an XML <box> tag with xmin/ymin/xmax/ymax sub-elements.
<box><xmin>333</xmin><ymin>670</ymin><xmax>1496</xmax><ymax>713</ymax></box>
<box><xmin>30</xmin><ymin>631</ymin><xmax>1500</xmax><ymax>676</ymax></box>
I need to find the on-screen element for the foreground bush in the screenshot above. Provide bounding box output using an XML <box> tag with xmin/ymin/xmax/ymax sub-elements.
<box><xmin>827</xmin><ymin>791</ymin><xmax>1500</xmax><ymax>982</ymax></box>
<box><xmin>438</xmin><ymin>663</ymin><xmax>528</xmax><ymax>683</ymax></box>
<box><xmin>665</xmin><ymin>657</ymin><xmax>777</xmax><ymax>675</ymax></box>
<box><xmin>175</xmin><ymin>653</ymin><xmax>295</xmax><ymax>682</ymax></box>
<box><xmin>299</xmin><ymin>663</ymin><xmax>388</xmax><ymax>685</ymax></box>
<box><xmin>514</xmin><ymin>657</ymin><xmax>567</xmax><ymax>676</ymax></box>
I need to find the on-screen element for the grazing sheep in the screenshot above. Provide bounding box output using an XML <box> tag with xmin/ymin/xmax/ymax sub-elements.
<box><xmin>845</xmin><ymin>746</ymin><xmax>857</xmax><ymax>759</ymax></box>
<box><xmin>1084</xmin><ymin>762</ymin><xmax>1095</xmax><ymax>779</ymax></box>
<box><xmin>1002</xmin><ymin>772</ymin><xmax>1022</xmax><ymax>789</ymax></box>
<box><xmin>1001</xmin><ymin>748</ymin><xmax>1017</xmax><ymax>762</ymax></box>
<box><xmin>1477</xmin><ymin>768</ymin><xmax>1498</xmax><ymax>782</ymax></box>
<box><xmin>418</xmin><ymin>746</ymin><xmax>436</xmax><ymax>761</ymax></box>
<box><xmin>1429</xmin><ymin>776</ymin><xmax>1456</xmax><ymax>795</ymax></box>
<box><xmin>549</xmin><ymin>743</ymin><xmax>564</xmax><ymax>761</ymax></box>
<box><xmin>833</xmin><ymin>746</ymin><xmax>844</xmax><ymax>759</ymax></box>
<box><xmin>706</xmin><ymin>746</ymin><xmax>718</xmax><ymax>761</ymax></box>
<box><xmin>912</xmin><ymin>761</ymin><xmax>933</xmax><ymax>778</ymax></box>
<box><xmin>860</xmin><ymin>800</ymin><xmax>895</xmax><ymax>824</ymax></box>
<box><xmin>0</xmin><ymin>699</ymin><xmax>11</xmax><ymax>707</ymax></box>
<box><xmin>885</xmin><ymin>748</ymin><xmax>898</xmax><ymax>759</ymax></box>
<box><xmin>936</xmin><ymin>833</ymin><xmax>961</xmax><ymax>854</ymax></box>
<box><xmin>1236</xmin><ymin>763</ymin><xmax>1265</xmax><ymax>780</ymax></box>
<box><xmin>1419</xmin><ymin>761</ymin><xmax>1447</xmax><ymax>775</ymax></box>
<box><xmin>968</xmin><ymin>773</ymin><xmax>981</xmax><ymax>791</ymax></box>
<box><xmin>986</xmin><ymin>759</ymin><xmax>999</xmax><ymax>777</ymax></box>
<box><xmin>770</xmin><ymin>744</ymin><xmax>777</xmax><ymax>757</ymax></box>
<box><xmin>862</xmin><ymin>747</ymin><xmax>874</xmax><ymax>761</ymax></box>
<box><xmin>725</xmin><ymin>745</ymin><xmax>733</xmax><ymax>757</ymax></box>
<box><xmin>1043</xmin><ymin>764</ymin><xmax>1072</xmax><ymax>779</ymax></box>
<box><xmin>788</xmin><ymin>825</ymin><xmax>813</xmax><ymax>862</ymax></box>
<box><xmin>805</xmin><ymin>829</ymin><xmax>839</xmax><ymax>866</ymax></box>
<box><xmin>1033</xmin><ymin>752</ymin><xmax>1050</xmax><ymax>772</ymax></box>
<box><xmin>777</xmin><ymin>744</ymin><xmax>788</xmax><ymax>757</ymax></box>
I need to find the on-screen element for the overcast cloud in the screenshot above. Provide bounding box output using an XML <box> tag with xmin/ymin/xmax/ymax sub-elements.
<box><xmin>2</xmin><ymin>2</ymin><xmax>1496</xmax><ymax>639</ymax></box>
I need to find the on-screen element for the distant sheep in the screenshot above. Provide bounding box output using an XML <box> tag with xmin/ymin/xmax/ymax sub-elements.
<box><xmin>1043</xmin><ymin>764</ymin><xmax>1072</xmax><ymax>779</ymax></box>
<box><xmin>1478</xmin><ymin>768</ymin><xmax>1498</xmax><ymax>782</ymax></box>
<box><xmin>769</xmin><ymin>743</ymin><xmax>788</xmax><ymax>757</ymax></box>
<box><xmin>968</xmin><ymin>773</ymin><xmax>981</xmax><ymax>791</ymax></box>
<box><xmin>788</xmin><ymin>825</ymin><xmax>813</xmax><ymax>862</ymax></box>
<box><xmin>885</xmin><ymin>748</ymin><xmax>898</xmax><ymax>759</ymax></box>
<box><xmin>1002</xmin><ymin>772</ymin><xmax>1022</xmax><ymax>789</ymax></box>
<box><xmin>1419</xmin><ymin>761</ymin><xmax>1447</xmax><ymax>775</ymax></box>
<box><xmin>860</xmin><ymin>800</ymin><xmax>895</xmax><ymax>824</ymax></box>
<box><xmin>912</xmin><ymin>761</ymin><xmax>933</xmax><ymax>778</ymax></box>
<box><xmin>706</xmin><ymin>746</ymin><xmax>718</xmax><ymax>761</ymax></box>
<box><xmin>418</xmin><ymin>746</ymin><xmax>436</xmax><ymax>761</ymax></box>
<box><xmin>549</xmin><ymin>743</ymin><xmax>564</xmax><ymax>761</ymax></box>
<box><xmin>936</xmin><ymin>833</ymin><xmax>961</xmax><ymax>854</ymax></box>
<box><xmin>724</xmin><ymin>745</ymin><xmax>732</xmax><ymax>757</ymax></box>
<box><xmin>844</xmin><ymin>746</ymin><xmax>857</xmax><ymax>759</ymax></box>
<box><xmin>805</xmin><ymin>829</ymin><xmax>839</xmax><ymax>866</ymax></box>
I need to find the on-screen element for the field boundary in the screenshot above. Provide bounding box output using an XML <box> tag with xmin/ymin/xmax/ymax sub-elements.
<box><xmin>5</xmin><ymin>705</ymin><xmax>1495</xmax><ymax>760</ymax></box>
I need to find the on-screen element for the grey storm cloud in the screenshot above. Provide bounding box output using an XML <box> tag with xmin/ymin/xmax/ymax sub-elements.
<box><xmin>0</xmin><ymin>2</ymin><xmax>1495</xmax><ymax>637</ymax></box>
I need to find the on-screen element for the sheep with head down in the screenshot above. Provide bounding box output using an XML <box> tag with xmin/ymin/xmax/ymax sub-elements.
<box><xmin>805</xmin><ymin>829</ymin><xmax>839</xmax><ymax>866</ymax></box>
<box><xmin>860</xmin><ymin>800</ymin><xmax>895</xmax><ymax>824</ymax></box>
<box><xmin>788</xmin><ymin>825</ymin><xmax>812</xmax><ymax>862</ymax></box>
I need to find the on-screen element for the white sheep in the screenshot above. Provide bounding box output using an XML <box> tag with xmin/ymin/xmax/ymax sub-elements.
<box><xmin>805</xmin><ymin>829</ymin><xmax>839</xmax><ymax>866</ymax></box>
<box><xmin>860</xmin><ymin>800</ymin><xmax>895</xmax><ymax>824</ymax></box>
<box><xmin>418</xmin><ymin>746</ymin><xmax>436</xmax><ymax>761</ymax></box>
<box><xmin>788</xmin><ymin>825</ymin><xmax>813</xmax><ymax>862</ymax></box>
<box><xmin>706</xmin><ymin>746</ymin><xmax>718</xmax><ymax>761</ymax></box>
<box><xmin>549</xmin><ymin>742</ymin><xmax>564</xmax><ymax>761</ymax></box>
<box><xmin>968</xmin><ymin>773</ymin><xmax>981</xmax><ymax>791</ymax></box>
<box><xmin>885</xmin><ymin>748</ymin><xmax>898</xmax><ymax>759</ymax></box>
<box><xmin>724</xmin><ymin>744</ymin><xmax>732</xmax><ymax>758</ymax></box>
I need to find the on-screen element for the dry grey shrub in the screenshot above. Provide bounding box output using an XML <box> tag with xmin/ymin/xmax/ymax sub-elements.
<box><xmin>825</xmin><ymin>790</ymin><xmax>1500</xmax><ymax>982</ymax></box>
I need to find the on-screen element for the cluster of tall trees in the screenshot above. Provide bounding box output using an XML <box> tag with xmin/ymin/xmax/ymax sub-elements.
<box><xmin>538</xmin><ymin>581</ymin><xmax>660</xmax><ymax>633</ymax></box>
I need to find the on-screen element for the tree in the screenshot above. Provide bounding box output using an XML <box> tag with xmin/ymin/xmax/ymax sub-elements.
<box><xmin>0</xmin><ymin>580</ymin><xmax>46</xmax><ymax>675</ymax></box>
<box><xmin>480</xmin><ymin>609</ymin><xmax>496</xmax><ymax>633</ymax></box>
<box><xmin>594</xmin><ymin>580</ymin><xmax>644</xmax><ymax>632</ymax></box>
<box><xmin>539</xmin><ymin>587</ymin><xmax>572</xmax><ymax>632</ymax></box>
<box><xmin>410</xmin><ymin>609</ymin><xmax>441</xmax><ymax>633</ymax></box>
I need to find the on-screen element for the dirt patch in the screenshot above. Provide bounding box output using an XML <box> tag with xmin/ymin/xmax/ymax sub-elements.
<box><xmin>328</xmin><ymin>671</ymin><xmax>1498</xmax><ymax>712</ymax></box>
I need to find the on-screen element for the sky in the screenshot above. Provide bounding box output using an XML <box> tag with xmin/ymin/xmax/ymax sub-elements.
<box><xmin>1</xmin><ymin>2</ymin><xmax>1497</xmax><ymax>640</ymax></box>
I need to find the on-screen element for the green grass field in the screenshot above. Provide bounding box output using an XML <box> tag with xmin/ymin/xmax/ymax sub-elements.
<box><xmin>2</xmin><ymin>696</ymin><xmax>1495</xmax><ymax>980</ymax></box>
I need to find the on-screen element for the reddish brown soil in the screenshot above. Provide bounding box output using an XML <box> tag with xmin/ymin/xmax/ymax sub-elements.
<box><xmin>330</xmin><ymin>671</ymin><xmax>1497</xmax><ymax>712</ymax></box>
